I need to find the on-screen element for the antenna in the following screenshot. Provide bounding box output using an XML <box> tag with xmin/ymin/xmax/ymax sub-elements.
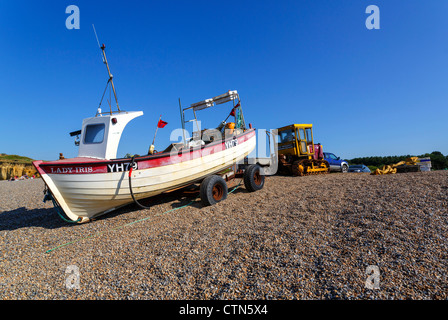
<box><xmin>92</xmin><ymin>24</ymin><xmax>104</xmax><ymax>63</ymax></box>
<box><xmin>92</xmin><ymin>24</ymin><xmax>101</xmax><ymax>48</ymax></box>
<box><xmin>179</xmin><ymin>98</ymin><xmax>186</xmax><ymax>145</ymax></box>
<box><xmin>92</xmin><ymin>24</ymin><xmax>121</xmax><ymax>115</ymax></box>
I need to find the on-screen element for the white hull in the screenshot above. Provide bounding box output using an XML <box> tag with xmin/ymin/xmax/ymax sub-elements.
<box><xmin>35</xmin><ymin>131</ymin><xmax>256</xmax><ymax>222</ymax></box>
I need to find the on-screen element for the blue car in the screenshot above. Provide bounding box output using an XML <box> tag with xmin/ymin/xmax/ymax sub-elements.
<box><xmin>348</xmin><ymin>165</ymin><xmax>371</xmax><ymax>173</ymax></box>
<box><xmin>323</xmin><ymin>152</ymin><xmax>349</xmax><ymax>173</ymax></box>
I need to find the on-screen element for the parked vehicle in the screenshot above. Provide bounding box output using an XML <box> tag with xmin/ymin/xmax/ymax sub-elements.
<box><xmin>348</xmin><ymin>164</ymin><xmax>371</xmax><ymax>173</ymax></box>
<box><xmin>323</xmin><ymin>152</ymin><xmax>349</xmax><ymax>173</ymax></box>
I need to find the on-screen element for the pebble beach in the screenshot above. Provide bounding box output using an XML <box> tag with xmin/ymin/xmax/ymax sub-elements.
<box><xmin>0</xmin><ymin>171</ymin><xmax>447</xmax><ymax>300</ymax></box>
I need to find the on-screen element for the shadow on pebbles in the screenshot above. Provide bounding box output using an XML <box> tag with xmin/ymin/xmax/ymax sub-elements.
<box><xmin>0</xmin><ymin>171</ymin><xmax>447</xmax><ymax>299</ymax></box>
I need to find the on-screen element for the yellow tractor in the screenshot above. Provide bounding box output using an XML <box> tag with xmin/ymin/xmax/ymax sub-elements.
<box><xmin>277</xmin><ymin>124</ymin><xmax>330</xmax><ymax>176</ymax></box>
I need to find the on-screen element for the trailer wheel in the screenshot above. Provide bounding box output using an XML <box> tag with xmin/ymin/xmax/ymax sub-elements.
<box><xmin>244</xmin><ymin>164</ymin><xmax>265</xmax><ymax>192</ymax></box>
<box><xmin>200</xmin><ymin>175</ymin><xmax>228</xmax><ymax>206</ymax></box>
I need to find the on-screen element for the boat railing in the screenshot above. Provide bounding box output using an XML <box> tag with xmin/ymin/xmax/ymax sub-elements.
<box><xmin>95</xmin><ymin>110</ymin><xmax>127</xmax><ymax>117</ymax></box>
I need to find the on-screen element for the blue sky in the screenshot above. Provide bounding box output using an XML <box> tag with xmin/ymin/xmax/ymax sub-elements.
<box><xmin>0</xmin><ymin>0</ymin><xmax>447</xmax><ymax>161</ymax></box>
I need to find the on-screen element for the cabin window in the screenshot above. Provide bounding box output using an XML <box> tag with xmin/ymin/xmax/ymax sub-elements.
<box><xmin>298</xmin><ymin>128</ymin><xmax>305</xmax><ymax>140</ymax></box>
<box><xmin>84</xmin><ymin>124</ymin><xmax>105</xmax><ymax>144</ymax></box>
<box><xmin>305</xmin><ymin>128</ymin><xmax>313</xmax><ymax>143</ymax></box>
<box><xmin>279</xmin><ymin>129</ymin><xmax>295</xmax><ymax>143</ymax></box>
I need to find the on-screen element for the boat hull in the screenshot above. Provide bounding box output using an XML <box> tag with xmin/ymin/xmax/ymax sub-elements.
<box><xmin>33</xmin><ymin>130</ymin><xmax>256</xmax><ymax>222</ymax></box>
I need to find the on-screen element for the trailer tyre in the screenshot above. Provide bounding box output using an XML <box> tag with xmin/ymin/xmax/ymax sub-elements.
<box><xmin>200</xmin><ymin>175</ymin><xmax>228</xmax><ymax>206</ymax></box>
<box><xmin>244</xmin><ymin>164</ymin><xmax>265</xmax><ymax>192</ymax></box>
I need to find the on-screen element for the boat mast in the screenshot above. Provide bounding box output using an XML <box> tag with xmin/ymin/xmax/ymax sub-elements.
<box><xmin>100</xmin><ymin>44</ymin><xmax>120</xmax><ymax>114</ymax></box>
<box><xmin>93</xmin><ymin>24</ymin><xmax>121</xmax><ymax>115</ymax></box>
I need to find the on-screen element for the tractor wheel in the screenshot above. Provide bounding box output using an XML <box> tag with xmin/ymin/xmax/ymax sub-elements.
<box><xmin>341</xmin><ymin>164</ymin><xmax>349</xmax><ymax>173</ymax></box>
<box><xmin>292</xmin><ymin>160</ymin><xmax>305</xmax><ymax>176</ymax></box>
<box><xmin>200</xmin><ymin>175</ymin><xmax>228</xmax><ymax>206</ymax></box>
<box><xmin>244</xmin><ymin>164</ymin><xmax>265</xmax><ymax>192</ymax></box>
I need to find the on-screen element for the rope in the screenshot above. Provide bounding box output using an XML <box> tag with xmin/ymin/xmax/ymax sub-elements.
<box><xmin>44</xmin><ymin>189</ymin><xmax>82</xmax><ymax>224</ymax></box>
<box><xmin>45</xmin><ymin>197</ymin><xmax>198</xmax><ymax>254</ymax></box>
<box><xmin>51</xmin><ymin>198</ymin><xmax>82</xmax><ymax>224</ymax></box>
<box><xmin>44</xmin><ymin>177</ymin><xmax>243</xmax><ymax>254</ymax></box>
<box><xmin>128</xmin><ymin>156</ymin><xmax>152</xmax><ymax>209</ymax></box>
<box><xmin>229</xmin><ymin>179</ymin><xmax>242</xmax><ymax>194</ymax></box>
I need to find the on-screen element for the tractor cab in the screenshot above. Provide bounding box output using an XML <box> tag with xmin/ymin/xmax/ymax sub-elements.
<box><xmin>278</xmin><ymin>124</ymin><xmax>315</xmax><ymax>157</ymax></box>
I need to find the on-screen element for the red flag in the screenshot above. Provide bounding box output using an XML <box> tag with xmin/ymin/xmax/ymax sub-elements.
<box><xmin>229</xmin><ymin>102</ymin><xmax>240</xmax><ymax>117</ymax></box>
<box><xmin>157</xmin><ymin>119</ymin><xmax>168</xmax><ymax>128</ymax></box>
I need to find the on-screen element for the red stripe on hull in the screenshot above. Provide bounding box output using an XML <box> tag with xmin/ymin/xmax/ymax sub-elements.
<box><xmin>35</xmin><ymin>129</ymin><xmax>255</xmax><ymax>175</ymax></box>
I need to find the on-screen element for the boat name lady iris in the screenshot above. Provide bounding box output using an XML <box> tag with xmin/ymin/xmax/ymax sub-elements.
<box><xmin>50</xmin><ymin>167</ymin><xmax>93</xmax><ymax>174</ymax></box>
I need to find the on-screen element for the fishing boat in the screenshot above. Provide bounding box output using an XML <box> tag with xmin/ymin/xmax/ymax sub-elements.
<box><xmin>33</xmin><ymin>42</ymin><xmax>264</xmax><ymax>223</ymax></box>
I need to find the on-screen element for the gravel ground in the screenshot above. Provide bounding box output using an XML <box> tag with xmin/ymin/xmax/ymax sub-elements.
<box><xmin>0</xmin><ymin>171</ymin><xmax>447</xmax><ymax>300</ymax></box>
